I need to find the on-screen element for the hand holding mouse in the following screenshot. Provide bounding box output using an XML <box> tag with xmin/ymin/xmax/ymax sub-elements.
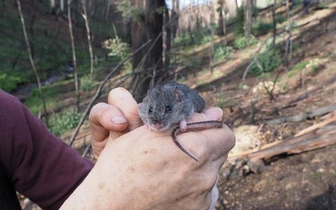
<box><xmin>139</xmin><ymin>81</ymin><xmax>225</xmax><ymax>161</ymax></box>
<box><xmin>76</xmin><ymin>87</ymin><xmax>236</xmax><ymax>210</ymax></box>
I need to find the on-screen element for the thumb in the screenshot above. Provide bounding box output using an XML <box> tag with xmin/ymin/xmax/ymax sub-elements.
<box><xmin>108</xmin><ymin>87</ymin><xmax>143</xmax><ymax>131</ymax></box>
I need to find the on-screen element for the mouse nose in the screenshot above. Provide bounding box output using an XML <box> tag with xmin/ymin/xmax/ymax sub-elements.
<box><xmin>154</xmin><ymin>122</ymin><xmax>162</xmax><ymax>130</ymax></box>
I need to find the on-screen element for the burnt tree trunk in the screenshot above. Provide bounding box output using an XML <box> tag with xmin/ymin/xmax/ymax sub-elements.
<box><xmin>131</xmin><ymin>0</ymin><xmax>165</xmax><ymax>101</ymax></box>
<box><xmin>217</xmin><ymin>0</ymin><xmax>224</xmax><ymax>36</ymax></box>
<box><xmin>171</xmin><ymin>0</ymin><xmax>179</xmax><ymax>39</ymax></box>
<box><xmin>272</xmin><ymin>0</ymin><xmax>277</xmax><ymax>47</ymax></box>
<box><xmin>164</xmin><ymin>6</ymin><xmax>171</xmax><ymax>69</ymax></box>
<box><xmin>244</xmin><ymin>0</ymin><xmax>252</xmax><ymax>39</ymax></box>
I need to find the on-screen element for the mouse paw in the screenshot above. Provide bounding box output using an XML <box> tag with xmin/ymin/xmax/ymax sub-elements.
<box><xmin>145</xmin><ymin>124</ymin><xmax>152</xmax><ymax>130</ymax></box>
<box><xmin>179</xmin><ymin>120</ymin><xmax>187</xmax><ymax>132</ymax></box>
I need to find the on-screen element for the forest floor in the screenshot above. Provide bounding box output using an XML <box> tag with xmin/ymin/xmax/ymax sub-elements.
<box><xmin>197</xmin><ymin>5</ymin><xmax>336</xmax><ymax>210</ymax></box>
<box><xmin>17</xmin><ymin>2</ymin><xmax>336</xmax><ymax>210</ymax></box>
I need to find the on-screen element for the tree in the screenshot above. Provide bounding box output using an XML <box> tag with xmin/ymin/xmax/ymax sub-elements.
<box><xmin>17</xmin><ymin>0</ymin><xmax>47</xmax><ymax>121</ymax></box>
<box><xmin>81</xmin><ymin>0</ymin><xmax>94</xmax><ymax>81</ymax></box>
<box><xmin>164</xmin><ymin>5</ymin><xmax>172</xmax><ymax>69</ymax></box>
<box><xmin>67</xmin><ymin>0</ymin><xmax>80</xmax><ymax>112</ymax></box>
<box><xmin>171</xmin><ymin>0</ymin><xmax>179</xmax><ymax>39</ymax></box>
<box><xmin>272</xmin><ymin>0</ymin><xmax>277</xmax><ymax>47</ymax></box>
<box><xmin>217</xmin><ymin>0</ymin><xmax>228</xmax><ymax>45</ymax></box>
<box><xmin>244</xmin><ymin>0</ymin><xmax>252</xmax><ymax>39</ymax></box>
<box><xmin>130</xmin><ymin>0</ymin><xmax>166</xmax><ymax>101</ymax></box>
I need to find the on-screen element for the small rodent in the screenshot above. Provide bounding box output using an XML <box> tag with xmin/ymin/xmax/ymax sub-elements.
<box><xmin>139</xmin><ymin>81</ymin><xmax>223</xmax><ymax>161</ymax></box>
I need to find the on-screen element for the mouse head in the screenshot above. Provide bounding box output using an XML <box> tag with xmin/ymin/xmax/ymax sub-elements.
<box><xmin>139</xmin><ymin>84</ymin><xmax>188</xmax><ymax>131</ymax></box>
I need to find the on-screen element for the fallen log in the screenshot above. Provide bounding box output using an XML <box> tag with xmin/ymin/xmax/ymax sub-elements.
<box><xmin>228</xmin><ymin>117</ymin><xmax>336</xmax><ymax>161</ymax></box>
<box><xmin>266</xmin><ymin>104</ymin><xmax>336</xmax><ymax>125</ymax></box>
<box><xmin>249</xmin><ymin>119</ymin><xmax>336</xmax><ymax>160</ymax></box>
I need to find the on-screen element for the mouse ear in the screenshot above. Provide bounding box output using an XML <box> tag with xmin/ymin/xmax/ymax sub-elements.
<box><xmin>174</xmin><ymin>86</ymin><xmax>183</xmax><ymax>101</ymax></box>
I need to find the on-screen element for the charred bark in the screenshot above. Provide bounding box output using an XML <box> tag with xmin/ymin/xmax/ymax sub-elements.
<box><xmin>131</xmin><ymin>0</ymin><xmax>165</xmax><ymax>101</ymax></box>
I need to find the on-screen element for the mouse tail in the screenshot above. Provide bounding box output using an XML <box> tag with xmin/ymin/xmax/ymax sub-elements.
<box><xmin>172</xmin><ymin>127</ymin><xmax>200</xmax><ymax>161</ymax></box>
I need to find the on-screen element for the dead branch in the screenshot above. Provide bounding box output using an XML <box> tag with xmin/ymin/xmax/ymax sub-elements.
<box><xmin>266</xmin><ymin>104</ymin><xmax>336</xmax><ymax>125</ymax></box>
<box><xmin>294</xmin><ymin>116</ymin><xmax>336</xmax><ymax>137</ymax></box>
<box><xmin>69</xmin><ymin>40</ymin><xmax>152</xmax><ymax>146</ymax></box>
<box><xmin>229</xmin><ymin>118</ymin><xmax>336</xmax><ymax>161</ymax></box>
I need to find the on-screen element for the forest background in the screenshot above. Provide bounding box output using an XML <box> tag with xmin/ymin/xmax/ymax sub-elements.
<box><xmin>1</xmin><ymin>0</ymin><xmax>336</xmax><ymax>209</ymax></box>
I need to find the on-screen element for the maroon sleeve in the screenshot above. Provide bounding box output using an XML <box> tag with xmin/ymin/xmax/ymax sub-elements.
<box><xmin>0</xmin><ymin>90</ymin><xmax>94</xmax><ymax>209</ymax></box>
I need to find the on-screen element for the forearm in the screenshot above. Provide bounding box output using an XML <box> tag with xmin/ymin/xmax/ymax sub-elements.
<box><xmin>0</xmin><ymin>90</ymin><xmax>94</xmax><ymax>209</ymax></box>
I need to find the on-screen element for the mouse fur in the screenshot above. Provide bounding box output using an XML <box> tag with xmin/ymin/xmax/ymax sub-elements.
<box><xmin>139</xmin><ymin>81</ymin><xmax>205</xmax><ymax>131</ymax></box>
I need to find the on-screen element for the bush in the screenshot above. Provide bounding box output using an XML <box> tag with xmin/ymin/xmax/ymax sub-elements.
<box><xmin>232</xmin><ymin>7</ymin><xmax>245</xmax><ymax>36</ymax></box>
<box><xmin>80</xmin><ymin>75</ymin><xmax>99</xmax><ymax>92</ymax></box>
<box><xmin>102</xmin><ymin>38</ymin><xmax>130</xmax><ymax>60</ymax></box>
<box><xmin>48</xmin><ymin>110</ymin><xmax>82</xmax><ymax>136</ymax></box>
<box><xmin>0</xmin><ymin>72</ymin><xmax>22</xmax><ymax>92</ymax></box>
<box><xmin>252</xmin><ymin>21</ymin><xmax>273</xmax><ymax>36</ymax></box>
<box><xmin>213</xmin><ymin>45</ymin><xmax>233</xmax><ymax>61</ymax></box>
<box><xmin>234</xmin><ymin>36</ymin><xmax>258</xmax><ymax>49</ymax></box>
<box><xmin>250</xmin><ymin>50</ymin><xmax>282</xmax><ymax>76</ymax></box>
<box><xmin>24</xmin><ymin>87</ymin><xmax>61</xmax><ymax>115</ymax></box>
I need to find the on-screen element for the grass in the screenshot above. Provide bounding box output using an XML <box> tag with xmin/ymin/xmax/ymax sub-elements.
<box><xmin>250</xmin><ymin>50</ymin><xmax>282</xmax><ymax>76</ymax></box>
<box><xmin>288</xmin><ymin>61</ymin><xmax>309</xmax><ymax>78</ymax></box>
<box><xmin>48</xmin><ymin>110</ymin><xmax>82</xmax><ymax>136</ymax></box>
<box><xmin>24</xmin><ymin>86</ymin><xmax>61</xmax><ymax>115</ymax></box>
<box><xmin>213</xmin><ymin>44</ymin><xmax>233</xmax><ymax>61</ymax></box>
<box><xmin>234</xmin><ymin>36</ymin><xmax>258</xmax><ymax>50</ymax></box>
<box><xmin>173</xmin><ymin>26</ymin><xmax>217</xmax><ymax>49</ymax></box>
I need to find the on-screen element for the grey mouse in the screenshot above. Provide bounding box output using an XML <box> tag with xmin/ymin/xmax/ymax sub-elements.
<box><xmin>139</xmin><ymin>81</ymin><xmax>205</xmax><ymax>131</ymax></box>
<box><xmin>139</xmin><ymin>81</ymin><xmax>223</xmax><ymax>161</ymax></box>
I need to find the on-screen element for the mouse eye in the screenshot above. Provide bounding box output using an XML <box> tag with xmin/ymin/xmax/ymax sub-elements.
<box><xmin>148</xmin><ymin>107</ymin><xmax>153</xmax><ymax>113</ymax></box>
<box><xmin>165</xmin><ymin>105</ymin><xmax>172</xmax><ymax>113</ymax></box>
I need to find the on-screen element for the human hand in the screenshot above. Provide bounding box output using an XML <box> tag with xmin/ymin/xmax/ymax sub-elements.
<box><xmin>63</xmin><ymin>88</ymin><xmax>235</xmax><ymax>209</ymax></box>
<box><xmin>89</xmin><ymin>87</ymin><xmax>141</xmax><ymax>158</ymax></box>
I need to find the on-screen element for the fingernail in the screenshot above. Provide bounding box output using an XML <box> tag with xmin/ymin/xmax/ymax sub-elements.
<box><xmin>204</xmin><ymin>107</ymin><xmax>223</xmax><ymax>120</ymax></box>
<box><xmin>111</xmin><ymin>116</ymin><xmax>127</xmax><ymax>124</ymax></box>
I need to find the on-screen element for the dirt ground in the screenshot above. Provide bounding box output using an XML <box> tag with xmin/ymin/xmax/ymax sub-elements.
<box><xmin>203</xmin><ymin>5</ymin><xmax>336</xmax><ymax>210</ymax></box>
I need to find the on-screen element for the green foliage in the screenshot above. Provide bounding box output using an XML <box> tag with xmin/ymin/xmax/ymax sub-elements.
<box><xmin>213</xmin><ymin>44</ymin><xmax>233</xmax><ymax>61</ymax></box>
<box><xmin>0</xmin><ymin>10</ymin><xmax>93</xmax><ymax>92</ymax></box>
<box><xmin>234</xmin><ymin>36</ymin><xmax>258</xmax><ymax>49</ymax></box>
<box><xmin>173</xmin><ymin>34</ymin><xmax>190</xmax><ymax>47</ymax></box>
<box><xmin>173</xmin><ymin>26</ymin><xmax>218</xmax><ymax>50</ymax></box>
<box><xmin>0</xmin><ymin>71</ymin><xmax>25</xmax><ymax>92</ymax></box>
<box><xmin>170</xmin><ymin>53</ymin><xmax>201</xmax><ymax>70</ymax></box>
<box><xmin>252</xmin><ymin>21</ymin><xmax>273</xmax><ymax>36</ymax></box>
<box><xmin>292</xmin><ymin>0</ymin><xmax>302</xmax><ymax>5</ymax></box>
<box><xmin>24</xmin><ymin>87</ymin><xmax>61</xmax><ymax>115</ymax></box>
<box><xmin>250</xmin><ymin>50</ymin><xmax>282</xmax><ymax>76</ymax></box>
<box><xmin>155</xmin><ymin>6</ymin><xmax>166</xmax><ymax>15</ymax></box>
<box><xmin>184</xmin><ymin>54</ymin><xmax>201</xmax><ymax>69</ymax></box>
<box><xmin>198</xmin><ymin>34</ymin><xmax>213</xmax><ymax>45</ymax></box>
<box><xmin>275</xmin><ymin>15</ymin><xmax>286</xmax><ymax>24</ymax></box>
<box><xmin>292</xmin><ymin>61</ymin><xmax>309</xmax><ymax>71</ymax></box>
<box><xmin>116</xmin><ymin>0</ymin><xmax>144</xmax><ymax>19</ymax></box>
<box><xmin>231</xmin><ymin>7</ymin><xmax>245</xmax><ymax>36</ymax></box>
<box><xmin>252</xmin><ymin>14</ymin><xmax>287</xmax><ymax>36</ymax></box>
<box><xmin>80</xmin><ymin>75</ymin><xmax>99</xmax><ymax>92</ymax></box>
<box><xmin>102</xmin><ymin>38</ymin><xmax>130</xmax><ymax>60</ymax></box>
<box><xmin>192</xmin><ymin>26</ymin><xmax>217</xmax><ymax>46</ymax></box>
<box><xmin>48</xmin><ymin>110</ymin><xmax>81</xmax><ymax>136</ymax></box>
